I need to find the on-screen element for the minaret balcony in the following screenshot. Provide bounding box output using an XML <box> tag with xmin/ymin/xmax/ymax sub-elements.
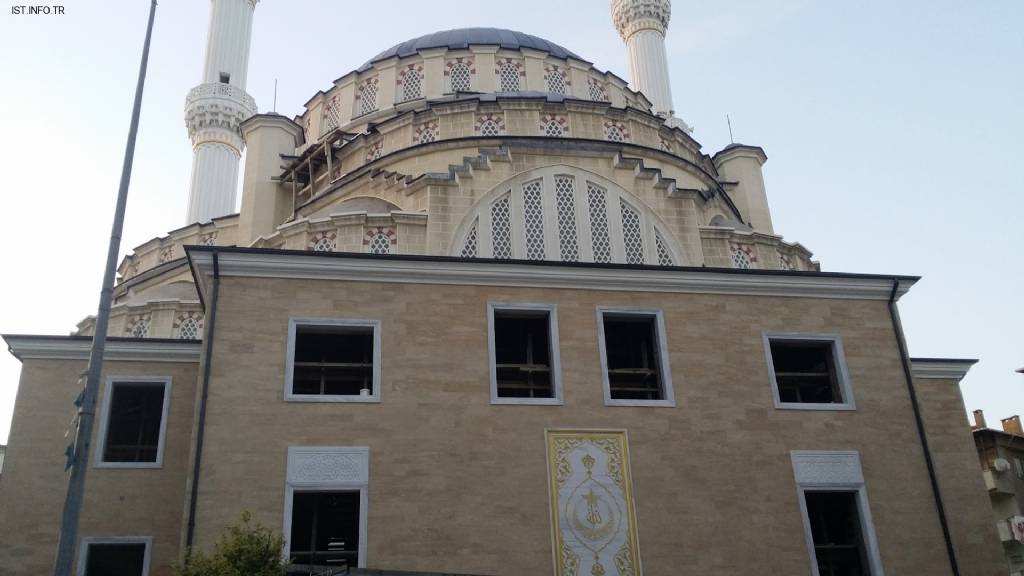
<box><xmin>184</xmin><ymin>82</ymin><xmax>257</xmax><ymax>150</ymax></box>
<box><xmin>186</xmin><ymin>81</ymin><xmax>257</xmax><ymax>111</ymax></box>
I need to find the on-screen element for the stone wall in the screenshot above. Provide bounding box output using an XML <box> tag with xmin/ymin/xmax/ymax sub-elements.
<box><xmin>177</xmin><ymin>275</ymin><xmax>1005</xmax><ymax>575</ymax></box>
<box><xmin>0</xmin><ymin>358</ymin><xmax>198</xmax><ymax>576</ymax></box>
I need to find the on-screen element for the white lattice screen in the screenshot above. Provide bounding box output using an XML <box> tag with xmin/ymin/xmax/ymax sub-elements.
<box><xmin>450</xmin><ymin>63</ymin><xmax>471</xmax><ymax>92</ymax></box>
<box><xmin>499</xmin><ymin>62</ymin><xmax>521</xmax><ymax>92</ymax></box>
<box><xmin>452</xmin><ymin>168</ymin><xmax>681</xmax><ymax>266</ymax></box>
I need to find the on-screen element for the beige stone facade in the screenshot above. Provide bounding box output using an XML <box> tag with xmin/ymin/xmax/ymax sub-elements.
<box><xmin>0</xmin><ymin>253</ymin><xmax>1008</xmax><ymax>574</ymax></box>
<box><xmin>0</xmin><ymin>350</ymin><xmax>198</xmax><ymax>576</ymax></box>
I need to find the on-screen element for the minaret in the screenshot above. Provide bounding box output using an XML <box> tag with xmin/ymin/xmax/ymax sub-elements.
<box><xmin>611</xmin><ymin>0</ymin><xmax>689</xmax><ymax>131</ymax></box>
<box><xmin>184</xmin><ymin>0</ymin><xmax>259</xmax><ymax>223</ymax></box>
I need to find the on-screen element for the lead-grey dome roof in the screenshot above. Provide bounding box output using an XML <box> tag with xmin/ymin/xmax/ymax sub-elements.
<box><xmin>358</xmin><ymin>28</ymin><xmax>586</xmax><ymax>72</ymax></box>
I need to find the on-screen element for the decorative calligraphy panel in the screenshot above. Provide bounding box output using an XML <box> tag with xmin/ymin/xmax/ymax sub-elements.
<box><xmin>547</xmin><ymin>430</ymin><xmax>640</xmax><ymax>576</ymax></box>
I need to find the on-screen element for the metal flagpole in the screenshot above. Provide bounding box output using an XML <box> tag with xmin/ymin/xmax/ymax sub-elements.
<box><xmin>53</xmin><ymin>1</ymin><xmax>158</xmax><ymax>573</ymax></box>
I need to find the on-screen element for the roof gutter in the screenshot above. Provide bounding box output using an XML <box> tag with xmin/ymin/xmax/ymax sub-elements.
<box><xmin>888</xmin><ymin>278</ymin><xmax>960</xmax><ymax>575</ymax></box>
<box><xmin>185</xmin><ymin>250</ymin><xmax>220</xmax><ymax>549</ymax></box>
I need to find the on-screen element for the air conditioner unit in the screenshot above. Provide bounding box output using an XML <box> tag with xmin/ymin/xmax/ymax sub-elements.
<box><xmin>994</xmin><ymin>458</ymin><xmax>1012</xmax><ymax>472</ymax></box>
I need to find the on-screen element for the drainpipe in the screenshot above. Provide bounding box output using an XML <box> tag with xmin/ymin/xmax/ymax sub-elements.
<box><xmin>186</xmin><ymin>250</ymin><xmax>220</xmax><ymax>549</ymax></box>
<box><xmin>888</xmin><ymin>278</ymin><xmax>960</xmax><ymax>576</ymax></box>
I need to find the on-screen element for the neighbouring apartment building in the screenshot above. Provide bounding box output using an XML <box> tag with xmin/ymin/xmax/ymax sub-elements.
<box><xmin>973</xmin><ymin>410</ymin><xmax>1024</xmax><ymax>575</ymax></box>
<box><xmin>0</xmin><ymin>1</ymin><xmax>1009</xmax><ymax>575</ymax></box>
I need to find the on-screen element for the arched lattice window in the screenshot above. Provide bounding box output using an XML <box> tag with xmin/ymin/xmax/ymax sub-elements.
<box><xmin>498</xmin><ymin>61</ymin><xmax>521</xmax><ymax>92</ymax></box>
<box><xmin>321</xmin><ymin>96</ymin><xmax>341</xmax><ymax>136</ymax></box>
<box><xmin>310</xmin><ymin>232</ymin><xmax>336</xmax><ymax>252</ymax></box>
<box><xmin>368</xmin><ymin>233</ymin><xmax>391</xmax><ymax>254</ymax></box>
<box><xmin>356</xmin><ymin>78</ymin><xmax>378</xmax><ymax>116</ymax></box>
<box><xmin>545</xmin><ymin>66</ymin><xmax>566</xmax><ymax>95</ymax></box>
<box><xmin>543</xmin><ymin>121</ymin><xmax>563</xmax><ymax>137</ymax></box>
<box><xmin>606</xmin><ymin>125</ymin><xmax>624</xmax><ymax>142</ymax></box>
<box><xmin>479</xmin><ymin>118</ymin><xmax>502</xmax><ymax>137</ymax></box>
<box><xmin>460</xmin><ymin>218</ymin><xmax>479</xmax><ymax>258</ymax></box>
<box><xmin>365</xmin><ymin>227</ymin><xmax>395</xmax><ymax>255</ymax></box>
<box><xmin>451</xmin><ymin>167</ymin><xmax>682</xmax><ymax>265</ymax></box>
<box><xmin>449</xmin><ymin>62</ymin><xmax>472</xmax><ymax>92</ymax></box>
<box><xmin>416</xmin><ymin>122</ymin><xmax>438</xmax><ymax>144</ymax></box>
<box><xmin>588</xmin><ymin>78</ymin><xmax>609</xmax><ymax>102</ymax></box>
<box><xmin>178</xmin><ymin>316</ymin><xmax>201</xmax><ymax>339</ymax></box>
<box><xmin>127</xmin><ymin>316</ymin><xmax>151</xmax><ymax>338</ymax></box>
<box><xmin>655</xmin><ymin>231</ymin><xmax>675</xmax><ymax>266</ymax></box>
<box><xmin>731</xmin><ymin>244</ymin><xmax>755</xmax><ymax>269</ymax></box>
<box><xmin>400</xmin><ymin>66</ymin><xmax>423</xmax><ymax>102</ymax></box>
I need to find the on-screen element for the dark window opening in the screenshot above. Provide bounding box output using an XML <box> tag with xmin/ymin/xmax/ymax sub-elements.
<box><xmin>103</xmin><ymin>383</ymin><xmax>165</xmax><ymax>463</ymax></box>
<box><xmin>219</xmin><ymin>72</ymin><xmax>230</xmax><ymax>84</ymax></box>
<box><xmin>602</xmin><ymin>314</ymin><xmax>663</xmax><ymax>400</ymax></box>
<box><xmin>805</xmin><ymin>491</ymin><xmax>871</xmax><ymax>576</ymax></box>
<box><xmin>770</xmin><ymin>340</ymin><xmax>841</xmax><ymax>404</ymax></box>
<box><xmin>293</xmin><ymin>326</ymin><xmax>374</xmax><ymax>396</ymax></box>
<box><xmin>494</xmin><ymin>310</ymin><xmax>553</xmax><ymax>398</ymax></box>
<box><xmin>290</xmin><ymin>491</ymin><xmax>360</xmax><ymax>568</ymax></box>
<box><xmin>84</xmin><ymin>542</ymin><xmax>146</xmax><ymax>576</ymax></box>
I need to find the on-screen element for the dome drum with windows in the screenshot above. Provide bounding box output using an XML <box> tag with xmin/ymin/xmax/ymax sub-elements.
<box><xmin>100</xmin><ymin>23</ymin><xmax>815</xmax><ymax>340</ymax></box>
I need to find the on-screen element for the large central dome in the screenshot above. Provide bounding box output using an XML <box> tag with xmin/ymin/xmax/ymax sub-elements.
<box><xmin>358</xmin><ymin>27</ymin><xmax>585</xmax><ymax>71</ymax></box>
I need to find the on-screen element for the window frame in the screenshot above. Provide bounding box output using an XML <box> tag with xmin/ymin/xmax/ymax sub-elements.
<box><xmin>283</xmin><ymin>447</ymin><xmax>369</xmax><ymax>569</ymax></box>
<box><xmin>596</xmin><ymin>307</ymin><xmax>675</xmax><ymax>407</ymax></box>
<box><xmin>94</xmin><ymin>376</ymin><xmax>172</xmax><ymax>469</ymax></box>
<box><xmin>763</xmin><ymin>332</ymin><xmax>855</xmax><ymax>411</ymax></box>
<box><xmin>77</xmin><ymin>536</ymin><xmax>153</xmax><ymax>576</ymax></box>
<box><xmin>487</xmin><ymin>302</ymin><xmax>563</xmax><ymax>406</ymax></box>
<box><xmin>285</xmin><ymin>318</ymin><xmax>382</xmax><ymax>403</ymax></box>
<box><xmin>791</xmin><ymin>450</ymin><xmax>884</xmax><ymax>576</ymax></box>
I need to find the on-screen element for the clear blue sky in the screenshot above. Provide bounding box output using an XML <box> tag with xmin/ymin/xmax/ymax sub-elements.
<box><xmin>0</xmin><ymin>0</ymin><xmax>1020</xmax><ymax>443</ymax></box>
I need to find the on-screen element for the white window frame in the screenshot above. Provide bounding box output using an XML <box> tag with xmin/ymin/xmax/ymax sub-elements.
<box><xmin>283</xmin><ymin>447</ymin><xmax>369</xmax><ymax>569</ymax></box>
<box><xmin>487</xmin><ymin>303</ymin><xmax>563</xmax><ymax>406</ymax></box>
<box><xmin>791</xmin><ymin>450</ymin><xmax>885</xmax><ymax>576</ymax></box>
<box><xmin>95</xmin><ymin>376</ymin><xmax>172</xmax><ymax>469</ymax></box>
<box><xmin>763</xmin><ymin>332</ymin><xmax>855</xmax><ymax>410</ymax></box>
<box><xmin>596</xmin><ymin>307</ymin><xmax>675</xmax><ymax>407</ymax></box>
<box><xmin>77</xmin><ymin>536</ymin><xmax>153</xmax><ymax>576</ymax></box>
<box><xmin>285</xmin><ymin>318</ymin><xmax>382</xmax><ymax>403</ymax></box>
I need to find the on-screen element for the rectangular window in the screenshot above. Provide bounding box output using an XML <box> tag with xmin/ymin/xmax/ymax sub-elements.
<box><xmin>289</xmin><ymin>491</ymin><xmax>361</xmax><ymax>569</ymax></box>
<box><xmin>488</xmin><ymin>304</ymin><xmax>562</xmax><ymax>405</ymax></box>
<box><xmin>219</xmin><ymin>72</ymin><xmax>230</xmax><ymax>84</ymax></box>
<box><xmin>97</xmin><ymin>378</ymin><xmax>171</xmax><ymax>468</ymax></box>
<box><xmin>284</xmin><ymin>447</ymin><xmax>369</xmax><ymax>569</ymax></box>
<box><xmin>79</xmin><ymin>538</ymin><xmax>151</xmax><ymax>576</ymax></box>
<box><xmin>597</xmin><ymin>308</ymin><xmax>674</xmax><ymax>406</ymax></box>
<box><xmin>804</xmin><ymin>491</ymin><xmax>871</xmax><ymax>576</ymax></box>
<box><xmin>286</xmin><ymin>319</ymin><xmax>381</xmax><ymax>402</ymax></box>
<box><xmin>764</xmin><ymin>333</ymin><xmax>854</xmax><ymax>410</ymax></box>
<box><xmin>791</xmin><ymin>451</ymin><xmax>883</xmax><ymax>576</ymax></box>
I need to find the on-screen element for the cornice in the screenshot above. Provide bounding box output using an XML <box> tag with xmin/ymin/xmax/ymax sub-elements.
<box><xmin>186</xmin><ymin>247</ymin><xmax>918</xmax><ymax>307</ymax></box>
<box><xmin>910</xmin><ymin>358</ymin><xmax>978</xmax><ymax>381</ymax></box>
<box><xmin>3</xmin><ymin>335</ymin><xmax>201</xmax><ymax>363</ymax></box>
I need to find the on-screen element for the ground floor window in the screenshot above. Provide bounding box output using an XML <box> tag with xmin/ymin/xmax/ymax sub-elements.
<box><xmin>81</xmin><ymin>538</ymin><xmax>150</xmax><ymax>576</ymax></box>
<box><xmin>805</xmin><ymin>491</ymin><xmax>871</xmax><ymax>576</ymax></box>
<box><xmin>289</xmin><ymin>491</ymin><xmax>361</xmax><ymax>569</ymax></box>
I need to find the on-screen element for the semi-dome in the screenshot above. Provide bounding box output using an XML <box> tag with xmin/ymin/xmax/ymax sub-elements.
<box><xmin>358</xmin><ymin>27</ymin><xmax>585</xmax><ymax>72</ymax></box>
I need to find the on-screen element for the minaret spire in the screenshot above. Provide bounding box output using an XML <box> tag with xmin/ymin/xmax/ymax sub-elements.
<box><xmin>184</xmin><ymin>0</ymin><xmax>259</xmax><ymax>223</ymax></box>
<box><xmin>611</xmin><ymin>0</ymin><xmax>690</xmax><ymax>131</ymax></box>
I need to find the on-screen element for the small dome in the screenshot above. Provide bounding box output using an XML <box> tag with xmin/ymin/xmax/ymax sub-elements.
<box><xmin>358</xmin><ymin>27</ymin><xmax>585</xmax><ymax>71</ymax></box>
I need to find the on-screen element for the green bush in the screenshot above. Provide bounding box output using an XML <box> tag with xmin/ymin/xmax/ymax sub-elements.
<box><xmin>175</xmin><ymin>511</ymin><xmax>286</xmax><ymax>576</ymax></box>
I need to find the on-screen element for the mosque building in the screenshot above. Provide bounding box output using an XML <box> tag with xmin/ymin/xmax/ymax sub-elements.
<box><xmin>0</xmin><ymin>1</ymin><xmax>1009</xmax><ymax>574</ymax></box>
